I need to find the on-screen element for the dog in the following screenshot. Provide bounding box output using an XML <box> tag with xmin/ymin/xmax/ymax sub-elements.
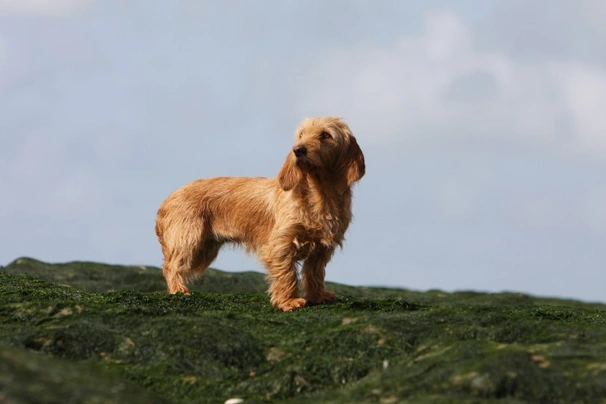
<box><xmin>155</xmin><ymin>117</ymin><xmax>365</xmax><ymax>311</ymax></box>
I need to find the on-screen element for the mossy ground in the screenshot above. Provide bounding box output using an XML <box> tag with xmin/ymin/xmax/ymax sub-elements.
<box><xmin>1</xmin><ymin>257</ymin><xmax>605</xmax><ymax>403</ymax></box>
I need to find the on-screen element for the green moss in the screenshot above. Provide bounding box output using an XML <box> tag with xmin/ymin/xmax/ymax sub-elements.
<box><xmin>1</xmin><ymin>260</ymin><xmax>606</xmax><ymax>403</ymax></box>
<box><xmin>0</xmin><ymin>344</ymin><xmax>167</xmax><ymax>403</ymax></box>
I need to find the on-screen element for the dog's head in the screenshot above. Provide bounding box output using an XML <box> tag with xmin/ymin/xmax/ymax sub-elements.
<box><xmin>278</xmin><ymin>117</ymin><xmax>365</xmax><ymax>193</ymax></box>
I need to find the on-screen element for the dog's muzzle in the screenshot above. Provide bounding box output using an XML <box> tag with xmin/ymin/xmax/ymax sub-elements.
<box><xmin>293</xmin><ymin>146</ymin><xmax>307</xmax><ymax>158</ymax></box>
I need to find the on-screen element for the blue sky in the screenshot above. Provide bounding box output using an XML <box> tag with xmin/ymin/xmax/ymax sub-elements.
<box><xmin>1</xmin><ymin>0</ymin><xmax>605</xmax><ymax>303</ymax></box>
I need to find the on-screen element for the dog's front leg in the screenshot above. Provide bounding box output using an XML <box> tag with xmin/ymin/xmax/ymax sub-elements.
<box><xmin>259</xmin><ymin>243</ymin><xmax>306</xmax><ymax>312</ymax></box>
<box><xmin>302</xmin><ymin>248</ymin><xmax>337</xmax><ymax>305</ymax></box>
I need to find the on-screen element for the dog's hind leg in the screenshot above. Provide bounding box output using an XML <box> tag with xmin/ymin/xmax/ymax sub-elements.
<box><xmin>160</xmin><ymin>218</ymin><xmax>219</xmax><ymax>295</ymax></box>
<box><xmin>162</xmin><ymin>253</ymin><xmax>191</xmax><ymax>294</ymax></box>
<box><xmin>162</xmin><ymin>258</ymin><xmax>189</xmax><ymax>295</ymax></box>
<box><xmin>162</xmin><ymin>237</ymin><xmax>221</xmax><ymax>294</ymax></box>
<box><xmin>190</xmin><ymin>240</ymin><xmax>221</xmax><ymax>279</ymax></box>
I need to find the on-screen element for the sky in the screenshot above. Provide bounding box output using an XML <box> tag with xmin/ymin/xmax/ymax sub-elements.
<box><xmin>1</xmin><ymin>0</ymin><xmax>605</xmax><ymax>303</ymax></box>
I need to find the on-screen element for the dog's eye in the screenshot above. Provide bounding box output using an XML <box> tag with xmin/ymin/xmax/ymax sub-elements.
<box><xmin>319</xmin><ymin>132</ymin><xmax>332</xmax><ymax>140</ymax></box>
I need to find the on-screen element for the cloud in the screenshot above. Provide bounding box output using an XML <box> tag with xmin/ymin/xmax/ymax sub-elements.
<box><xmin>483</xmin><ymin>0</ymin><xmax>606</xmax><ymax>64</ymax></box>
<box><xmin>293</xmin><ymin>9</ymin><xmax>606</xmax><ymax>162</ymax></box>
<box><xmin>581</xmin><ymin>187</ymin><xmax>606</xmax><ymax>233</ymax></box>
<box><xmin>552</xmin><ymin>63</ymin><xmax>606</xmax><ymax>155</ymax></box>
<box><xmin>0</xmin><ymin>0</ymin><xmax>92</xmax><ymax>16</ymax></box>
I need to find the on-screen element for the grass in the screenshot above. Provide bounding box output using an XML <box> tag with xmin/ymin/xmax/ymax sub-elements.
<box><xmin>1</xmin><ymin>257</ymin><xmax>606</xmax><ymax>403</ymax></box>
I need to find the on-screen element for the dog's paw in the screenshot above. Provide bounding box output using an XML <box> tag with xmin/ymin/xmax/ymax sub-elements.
<box><xmin>278</xmin><ymin>298</ymin><xmax>307</xmax><ymax>312</ymax></box>
<box><xmin>168</xmin><ymin>285</ymin><xmax>191</xmax><ymax>295</ymax></box>
<box><xmin>307</xmin><ymin>290</ymin><xmax>337</xmax><ymax>305</ymax></box>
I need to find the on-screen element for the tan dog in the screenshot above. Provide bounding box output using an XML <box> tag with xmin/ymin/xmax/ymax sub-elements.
<box><xmin>155</xmin><ymin>117</ymin><xmax>365</xmax><ymax>311</ymax></box>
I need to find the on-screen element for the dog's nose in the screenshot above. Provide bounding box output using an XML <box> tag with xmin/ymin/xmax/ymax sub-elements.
<box><xmin>293</xmin><ymin>146</ymin><xmax>307</xmax><ymax>157</ymax></box>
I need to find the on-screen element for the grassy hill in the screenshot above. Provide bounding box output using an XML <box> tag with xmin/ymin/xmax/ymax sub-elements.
<box><xmin>1</xmin><ymin>257</ymin><xmax>605</xmax><ymax>403</ymax></box>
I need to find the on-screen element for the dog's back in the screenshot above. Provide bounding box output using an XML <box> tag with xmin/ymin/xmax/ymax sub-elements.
<box><xmin>156</xmin><ymin>176</ymin><xmax>277</xmax><ymax>253</ymax></box>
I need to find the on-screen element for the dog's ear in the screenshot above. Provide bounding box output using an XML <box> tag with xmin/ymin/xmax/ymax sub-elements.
<box><xmin>278</xmin><ymin>153</ymin><xmax>303</xmax><ymax>191</ymax></box>
<box><xmin>346</xmin><ymin>137</ymin><xmax>365</xmax><ymax>185</ymax></box>
<box><xmin>337</xmin><ymin>137</ymin><xmax>365</xmax><ymax>193</ymax></box>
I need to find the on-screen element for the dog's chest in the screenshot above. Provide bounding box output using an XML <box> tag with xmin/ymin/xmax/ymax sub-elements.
<box><xmin>286</xmin><ymin>183</ymin><xmax>353</xmax><ymax>257</ymax></box>
<box><xmin>293</xmin><ymin>205</ymin><xmax>347</xmax><ymax>256</ymax></box>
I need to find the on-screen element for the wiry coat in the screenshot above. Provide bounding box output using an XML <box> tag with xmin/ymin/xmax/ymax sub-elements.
<box><xmin>155</xmin><ymin>117</ymin><xmax>365</xmax><ymax>311</ymax></box>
